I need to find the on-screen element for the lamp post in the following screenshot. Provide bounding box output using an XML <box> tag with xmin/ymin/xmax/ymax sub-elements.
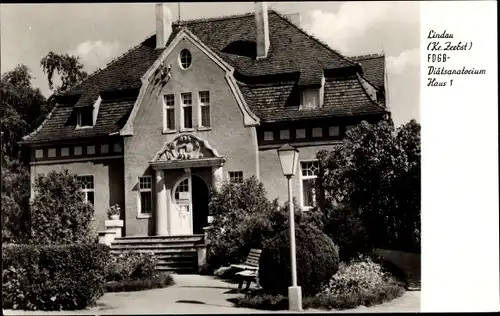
<box><xmin>277</xmin><ymin>144</ymin><xmax>302</xmax><ymax>312</ymax></box>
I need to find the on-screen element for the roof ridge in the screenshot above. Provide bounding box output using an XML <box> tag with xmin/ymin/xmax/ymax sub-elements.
<box><xmin>65</xmin><ymin>31</ymin><xmax>157</xmax><ymax>96</ymax></box>
<box><xmin>174</xmin><ymin>11</ymin><xmax>254</xmax><ymax>26</ymax></box>
<box><xmin>351</xmin><ymin>53</ymin><xmax>385</xmax><ymax>60</ymax></box>
<box><xmin>270</xmin><ymin>10</ymin><xmax>359</xmax><ymax>67</ymax></box>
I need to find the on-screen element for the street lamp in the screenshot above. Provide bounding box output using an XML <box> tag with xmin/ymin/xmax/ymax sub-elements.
<box><xmin>277</xmin><ymin>144</ymin><xmax>302</xmax><ymax>312</ymax></box>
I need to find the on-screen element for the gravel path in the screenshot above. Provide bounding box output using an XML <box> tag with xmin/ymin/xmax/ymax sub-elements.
<box><xmin>3</xmin><ymin>274</ymin><xmax>420</xmax><ymax>315</ymax></box>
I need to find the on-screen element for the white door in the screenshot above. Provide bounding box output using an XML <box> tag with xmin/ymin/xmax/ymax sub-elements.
<box><xmin>172</xmin><ymin>177</ymin><xmax>193</xmax><ymax>235</ymax></box>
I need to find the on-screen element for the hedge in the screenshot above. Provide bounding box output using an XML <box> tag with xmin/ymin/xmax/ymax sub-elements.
<box><xmin>2</xmin><ymin>243</ymin><xmax>110</xmax><ymax>311</ymax></box>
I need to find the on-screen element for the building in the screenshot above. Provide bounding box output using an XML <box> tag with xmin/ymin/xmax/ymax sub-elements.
<box><xmin>22</xmin><ymin>3</ymin><xmax>389</xmax><ymax>238</ymax></box>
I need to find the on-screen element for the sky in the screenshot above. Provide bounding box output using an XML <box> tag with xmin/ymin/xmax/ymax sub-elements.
<box><xmin>1</xmin><ymin>2</ymin><xmax>420</xmax><ymax>126</ymax></box>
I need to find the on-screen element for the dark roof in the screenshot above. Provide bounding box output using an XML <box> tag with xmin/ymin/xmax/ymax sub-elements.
<box><xmin>23</xmin><ymin>99</ymin><xmax>135</xmax><ymax>143</ymax></box>
<box><xmin>240</xmin><ymin>75</ymin><xmax>386</xmax><ymax>122</ymax></box>
<box><xmin>182</xmin><ymin>11</ymin><xmax>356</xmax><ymax>85</ymax></box>
<box><xmin>351</xmin><ymin>53</ymin><xmax>385</xmax><ymax>90</ymax></box>
<box><xmin>23</xmin><ymin>10</ymin><xmax>386</xmax><ymax>144</ymax></box>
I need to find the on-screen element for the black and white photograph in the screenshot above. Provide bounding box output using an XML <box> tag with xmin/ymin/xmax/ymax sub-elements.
<box><xmin>1</xmin><ymin>1</ymin><xmax>498</xmax><ymax>314</ymax></box>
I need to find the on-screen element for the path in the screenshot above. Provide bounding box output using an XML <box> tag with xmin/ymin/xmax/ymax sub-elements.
<box><xmin>3</xmin><ymin>274</ymin><xmax>420</xmax><ymax>315</ymax></box>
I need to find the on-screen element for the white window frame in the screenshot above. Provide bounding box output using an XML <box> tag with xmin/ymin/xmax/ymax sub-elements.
<box><xmin>180</xmin><ymin>92</ymin><xmax>194</xmax><ymax>130</ymax></box>
<box><xmin>77</xmin><ymin>174</ymin><xmax>95</xmax><ymax>205</ymax></box>
<box><xmin>198</xmin><ymin>90</ymin><xmax>211</xmax><ymax>130</ymax></box>
<box><xmin>163</xmin><ymin>94</ymin><xmax>176</xmax><ymax>133</ymax></box>
<box><xmin>137</xmin><ymin>176</ymin><xmax>153</xmax><ymax>218</ymax></box>
<box><xmin>228</xmin><ymin>171</ymin><xmax>244</xmax><ymax>184</ymax></box>
<box><xmin>299</xmin><ymin>160</ymin><xmax>319</xmax><ymax>211</ymax></box>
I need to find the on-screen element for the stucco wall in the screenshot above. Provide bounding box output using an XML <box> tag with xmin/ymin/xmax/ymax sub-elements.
<box><xmin>123</xmin><ymin>35</ymin><xmax>259</xmax><ymax>236</ymax></box>
<box><xmin>259</xmin><ymin>144</ymin><xmax>337</xmax><ymax>208</ymax></box>
<box><xmin>30</xmin><ymin>159</ymin><xmax>124</xmax><ymax>234</ymax></box>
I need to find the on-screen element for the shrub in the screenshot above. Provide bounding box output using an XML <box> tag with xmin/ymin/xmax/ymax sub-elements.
<box><xmin>29</xmin><ymin>170</ymin><xmax>95</xmax><ymax>244</ymax></box>
<box><xmin>258</xmin><ymin>223</ymin><xmax>339</xmax><ymax>296</ymax></box>
<box><xmin>103</xmin><ymin>273</ymin><xmax>174</xmax><ymax>293</ymax></box>
<box><xmin>320</xmin><ymin>204</ymin><xmax>372</xmax><ymax>262</ymax></box>
<box><xmin>305</xmin><ymin>256</ymin><xmax>406</xmax><ymax>310</ymax></box>
<box><xmin>235</xmin><ymin>290</ymin><xmax>288</xmax><ymax>310</ymax></box>
<box><xmin>105</xmin><ymin>251</ymin><xmax>158</xmax><ymax>282</ymax></box>
<box><xmin>2</xmin><ymin>243</ymin><xmax>110</xmax><ymax>311</ymax></box>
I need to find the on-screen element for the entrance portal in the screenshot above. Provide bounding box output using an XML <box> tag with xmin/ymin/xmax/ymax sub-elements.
<box><xmin>171</xmin><ymin>175</ymin><xmax>209</xmax><ymax>235</ymax></box>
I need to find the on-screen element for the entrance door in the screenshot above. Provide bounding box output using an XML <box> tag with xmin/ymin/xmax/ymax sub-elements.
<box><xmin>192</xmin><ymin>176</ymin><xmax>209</xmax><ymax>234</ymax></box>
<box><xmin>172</xmin><ymin>177</ymin><xmax>193</xmax><ymax>235</ymax></box>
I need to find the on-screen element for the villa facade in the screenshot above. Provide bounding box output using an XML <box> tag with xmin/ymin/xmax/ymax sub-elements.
<box><xmin>22</xmin><ymin>3</ymin><xmax>389</xmax><ymax>238</ymax></box>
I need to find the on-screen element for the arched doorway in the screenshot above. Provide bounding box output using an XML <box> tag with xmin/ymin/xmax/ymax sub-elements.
<box><xmin>191</xmin><ymin>175</ymin><xmax>209</xmax><ymax>234</ymax></box>
<box><xmin>171</xmin><ymin>175</ymin><xmax>209</xmax><ymax>235</ymax></box>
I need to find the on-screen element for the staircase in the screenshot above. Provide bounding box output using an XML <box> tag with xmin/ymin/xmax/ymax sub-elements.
<box><xmin>110</xmin><ymin>234</ymin><xmax>205</xmax><ymax>273</ymax></box>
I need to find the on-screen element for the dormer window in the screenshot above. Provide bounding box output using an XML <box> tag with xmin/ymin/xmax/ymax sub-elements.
<box><xmin>76</xmin><ymin>107</ymin><xmax>93</xmax><ymax>128</ymax></box>
<box><xmin>300</xmin><ymin>88</ymin><xmax>320</xmax><ymax>109</ymax></box>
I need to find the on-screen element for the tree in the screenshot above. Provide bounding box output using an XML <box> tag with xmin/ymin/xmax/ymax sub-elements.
<box><xmin>316</xmin><ymin>118</ymin><xmax>421</xmax><ymax>252</ymax></box>
<box><xmin>40</xmin><ymin>52</ymin><xmax>88</xmax><ymax>94</ymax></box>
<box><xmin>1</xmin><ymin>65</ymin><xmax>47</xmax><ymax>243</ymax></box>
<box><xmin>30</xmin><ymin>170</ymin><xmax>95</xmax><ymax>244</ymax></box>
<box><xmin>1</xmin><ymin>65</ymin><xmax>47</xmax><ymax>159</ymax></box>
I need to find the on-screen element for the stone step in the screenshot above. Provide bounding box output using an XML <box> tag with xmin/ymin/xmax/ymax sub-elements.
<box><xmin>115</xmin><ymin>234</ymin><xmax>204</xmax><ymax>242</ymax></box>
<box><xmin>112</xmin><ymin>237</ymin><xmax>204</xmax><ymax>245</ymax></box>
<box><xmin>110</xmin><ymin>247</ymin><xmax>198</xmax><ymax>254</ymax></box>
<box><xmin>110</xmin><ymin>242</ymin><xmax>199</xmax><ymax>249</ymax></box>
<box><xmin>157</xmin><ymin>258</ymin><xmax>197</xmax><ymax>265</ymax></box>
<box><xmin>157</xmin><ymin>266</ymin><xmax>197</xmax><ymax>274</ymax></box>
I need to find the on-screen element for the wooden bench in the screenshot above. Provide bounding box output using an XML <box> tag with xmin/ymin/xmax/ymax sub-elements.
<box><xmin>230</xmin><ymin>249</ymin><xmax>261</xmax><ymax>293</ymax></box>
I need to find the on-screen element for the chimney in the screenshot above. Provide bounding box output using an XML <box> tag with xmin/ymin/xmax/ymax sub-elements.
<box><xmin>255</xmin><ymin>2</ymin><xmax>270</xmax><ymax>59</ymax></box>
<box><xmin>284</xmin><ymin>13</ymin><xmax>301</xmax><ymax>27</ymax></box>
<box><xmin>156</xmin><ymin>3</ymin><xmax>172</xmax><ymax>49</ymax></box>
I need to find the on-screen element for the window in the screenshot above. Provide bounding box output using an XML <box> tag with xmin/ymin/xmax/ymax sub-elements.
<box><xmin>300</xmin><ymin>89</ymin><xmax>320</xmax><ymax>109</ymax></box>
<box><xmin>76</xmin><ymin>107</ymin><xmax>93</xmax><ymax>127</ymax></box>
<box><xmin>296</xmin><ymin>129</ymin><xmax>306</xmax><ymax>139</ymax></box>
<box><xmin>164</xmin><ymin>94</ymin><xmax>175</xmax><ymax>131</ymax></box>
<box><xmin>181</xmin><ymin>93</ymin><xmax>193</xmax><ymax>129</ymax></box>
<box><xmin>179</xmin><ymin>49</ymin><xmax>192</xmax><ymax>69</ymax></box>
<box><xmin>77</xmin><ymin>175</ymin><xmax>95</xmax><ymax>205</ymax></box>
<box><xmin>35</xmin><ymin>149</ymin><xmax>44</xmax><ymax>158</ymax></box>
<box><xmin>199</xmin><ymin>91</ymin><xmax>211</xmax><ymax>128</ymax></box>
<box><xmin>329</xmin><ymin>126</ymin><xmax>339</xmax><ymax>136</ymax></box>
<box><xmin>87</xmin><ymin>145</ymin><xmax>95</xmax><ymax>155</ymax></box>
<box><xmin>138</xmin><ymin>176</ymin><xmax>152</xmax><ymax>214</ymax></box>
<box><xmin>48</xmin><ymin>148</ymin><xmax>56</xmax><ymax>157</ymax></box>
<box><xmin>113</xmin><ymin>142</ymin><xmax>122</xmax><ymax>153</ymax></box>
<box><xmin>300</xmin><ymin>161</ymin><xmax>319</xmax><ymax>209</ymax></box>
<box><xmin>264</xmin><ymin>131</ymin><xmax>274</xmax><ymax>141</ymax></box>
<box><xmin>312</xmin><ymin>127</ymin><xmax>323</xmax><ymax>138</ymax></box>
<box><xmin>74</xmin><ymin>146</ymin><xmax>82</xmax><ymax>156</ymax></box>
<box><xmin>174</xmin><ymin>178</ymin><xmax>190</xmax><ymax>201</ymax></box>
<box><xmin>280</xmin><ymin>129</ymin><xmax>290</xmax><ymax>140</ymax></box>
<box><xmin>229</xmin><ymin>171</ymin><xmax>244</xmax><ymax>184</ymax></box>
<box><xmin>100</xmin><ymin>144</ymin><xmax>109</xmax><ymax>154</ymax></box>
<box><xmin>61</xmin><ymin>147</ymin><xmax>69</xmax><ymax>157</ymax></box>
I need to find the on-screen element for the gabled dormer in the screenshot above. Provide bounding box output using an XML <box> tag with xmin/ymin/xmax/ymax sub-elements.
<box><xmin>299</xmin><ymin>75</ymin><xmax>325</xmax><ymax>109</ymax></box>
<box><xmin>75</xmin><ymin>95</ymin><xmax>101</xmax><ymax>129</ymax></box>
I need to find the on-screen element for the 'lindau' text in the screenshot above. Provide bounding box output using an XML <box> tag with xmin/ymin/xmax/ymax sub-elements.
<box><xmin>427</xmin><ymin>30</ymin><xmax>454</xmax><ymax>39</ymax></box>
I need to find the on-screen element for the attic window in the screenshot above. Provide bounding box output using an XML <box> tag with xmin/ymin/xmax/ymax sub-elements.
<box><xmin>300</xmin><ymin>89</ymin><xmax>320</xmax><ymax>109</ymax></box>
<box><xmin>76</xmin><ymin>107</ymin><xmax>93</xmax><ymax>128</ymax></box>
<box><xmin>179</xmin><ymin>49</ymin><xmax>192</xmax><ymax>69</ymax></box>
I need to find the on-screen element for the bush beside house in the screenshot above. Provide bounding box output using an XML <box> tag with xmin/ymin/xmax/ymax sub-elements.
<box><xmin>29</xmin><ymin>170</ymin><xmax>95</xmax><ymax>244</ymax></box>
